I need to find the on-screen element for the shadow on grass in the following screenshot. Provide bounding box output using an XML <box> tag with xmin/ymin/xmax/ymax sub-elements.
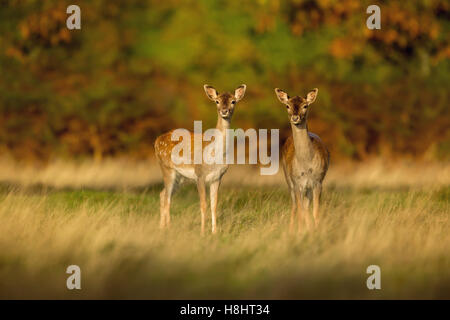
<box><xmin>0</xmin><ymin>179</ymin><xmax>447</xmax><ymax>200</ymax></box>
<box><xmin>0</xmin><ymin>180</ymin><xmax>165</xmax><ymax>196</ymax></box>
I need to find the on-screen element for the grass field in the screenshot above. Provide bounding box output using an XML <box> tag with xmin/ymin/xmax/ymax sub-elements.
<box><xmin>0</xmin><ymin>160</ymin><xmax>449</xmax><ymax>299</ymax></box>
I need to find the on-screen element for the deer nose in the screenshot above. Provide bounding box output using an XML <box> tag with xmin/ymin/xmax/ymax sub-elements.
<box><xmin>291</xmin><ymin>115</ymin><xmax>300</xmax><ymax>123</ymax></box>
<box><xmin>221</xmin><ymin>110</ymin><xmax>229</xmax><ymax>117</ymax></box>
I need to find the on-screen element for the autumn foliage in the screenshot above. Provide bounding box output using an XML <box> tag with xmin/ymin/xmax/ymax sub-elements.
<box><xmin>0</xmin><ymin>0</ymin><xmax>449</xmax><ymax>162</ymax></box>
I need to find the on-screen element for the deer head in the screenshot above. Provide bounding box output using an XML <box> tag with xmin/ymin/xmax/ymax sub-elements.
<box><xmin>204</xmin><ymin>84</ymin><xmax>246</xmax><ymax>120</ymax></box>
<box><xmin>275</xmin><ymin>88</ymin><xmax>318</xmax><ymax>126</ymax></box>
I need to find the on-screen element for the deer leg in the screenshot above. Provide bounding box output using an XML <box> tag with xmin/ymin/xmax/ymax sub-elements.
<box><xmin>296</xmin><ymin>188</ymin><xmax>304</xmax><ymax>234</ymax></box>
<box><xmin>160</xmin><ymin>167</ymin><xmax>176</xmax><ymax>229</ymax></box>
<box><xmin>197</xmin><ymin>178</ymin><xmax>207</xmax><ymax>235</ymax></box>
<box><xmin>210</xmin><ymin>180</ymin><xmax>220</xmax><ymax>234</ymax></box>
<box><xmin>313</xmin><ymin>184</ymin><xmax>322</xmax><ymax>228</ymax></box>
<box><xmin>289</xmin><ymin>189</ymin><xmax>296</xmax><ymax>234</ymax></box>
<box><xmin>303</xmin><ymin>189</ymin><xmax>312</xmax><ymax>231</ymax></box>
<box><xmin>165</xmin><ymin>189</ymin><xmax>173</xmax><ymax>227</ymax></box>
<box><xmin>159</xmin><ymin>188</ymin><xmax>166</xmax><ymax>229</ymax></box>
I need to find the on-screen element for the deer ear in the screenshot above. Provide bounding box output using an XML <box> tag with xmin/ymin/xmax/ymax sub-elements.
<box><xmin>306</xmin><ymin>88</ymin><xmax>318</xmax><ymax>104</ymax></box>
<box><xmin>234</xmin><ymin>84</ymin><xmax>246</xmax><ymax>102</ymax></box>
<box><xmin>204</xmin><ymin>85</ymin><xmax>218</xmax><ymax>101</ymax></box>
<box><xmin>275</xmin><ymin>88</ymin><xmax>289</xmax><ymax>104</ymax></box>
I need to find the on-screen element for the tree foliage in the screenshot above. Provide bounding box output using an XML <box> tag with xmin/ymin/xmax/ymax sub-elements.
<box><xmin>0</xmin><ymin>0</ymin><xmax>449</xmax><ymax>161</ymax></box>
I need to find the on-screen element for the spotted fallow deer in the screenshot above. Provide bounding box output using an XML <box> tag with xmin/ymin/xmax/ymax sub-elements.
<box><xmin>154</xmin><ymin>84</ymin><xmax>247</xmax><ymax>234</ymax></box>
<box><xmin>275</xmin><ymin>88</ymin><xmax>330</xmax><ymax>233</ymax></box>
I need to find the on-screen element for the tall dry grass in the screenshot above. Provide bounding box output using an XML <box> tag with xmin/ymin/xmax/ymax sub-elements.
<box><xmin>0</xmin><ymin>159</ymin><xmax>448</xmax><ymax>299</ymax></box>
<box><xmin>0</xmin><ymin>157</ymin><xmax>448</xmax><ymax>189</ymax></box>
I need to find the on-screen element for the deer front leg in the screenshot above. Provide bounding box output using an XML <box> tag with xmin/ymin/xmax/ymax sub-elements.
<box><xmin>289</xmin><ymin>189</ymin><xmax>296</xmax><ymax>234</ymax></box>
<box><xmin>197</xmin><ymin>178</ymin><xmax>207</xmax><ymax>235</ymax></box>
<box><xmin>313</xmin><ymin>184</ymin><xmax>322</xmax><ymax>228</ymax></box>
<box><xmin>296</xmin><ymin>188</ymin><xmax>304</xmax><ymax>234</ymax></box>
<box><xmin>210</xmin><ymin>180</ymin><xmax>220</xmax><ymax>234</ymax></box>
<box><xmin>303</xmin><ymin>190</ymin><xmax>312</xmax><ymax>231</ymax></box>
<box><xmin>296</xmin><ymin>188</ymin><xmax>308</xmax><ymax>233</ymax></box>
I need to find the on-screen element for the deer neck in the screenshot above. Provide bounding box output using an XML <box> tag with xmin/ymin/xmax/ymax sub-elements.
<box><xmin>215</xmin><ymin>116</ymin><xmax>231</xmax><ymax>159</ymax></box>
<box><xmin>291</xmin><ymin>122</ymin><xmax>313</xmax><ymax>161</ymax></box>
<box><xmin>216</xmin><ymin>116</ymin><xmax>230</xmax><ymax>133</ymax></box>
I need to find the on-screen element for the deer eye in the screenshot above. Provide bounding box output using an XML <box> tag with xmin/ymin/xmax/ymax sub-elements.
<box><xmin>215</xmin><ymin>100</ymin><xmax>219</xmax><ymax>104</ymax></box>
<box><xmin>231</xmin><ymin>101</ymin><xmax>236</xmax><ymax>105</ymax></box>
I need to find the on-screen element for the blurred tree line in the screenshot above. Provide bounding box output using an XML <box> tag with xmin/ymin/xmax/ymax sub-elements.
<box><xmin>0</xmin><ymin>0</ymin><xmax>449</xmax><ymax>162</ymax></box>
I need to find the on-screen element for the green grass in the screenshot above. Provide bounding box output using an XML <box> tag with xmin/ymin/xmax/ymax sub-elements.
<box><xmin>0</xmin><ymin>184</ymin><xmax>449</xmax><ymax>299</ymax></box>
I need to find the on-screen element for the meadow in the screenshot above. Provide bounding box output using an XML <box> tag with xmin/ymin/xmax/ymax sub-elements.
<box><xmin>1</xmin><ymin>0</ymin><xmax>448</xmax><ymax>301</ymax></box>
<box><xmin>0</xmin><ymin>159</ymin><xmax>448</xmax><ymax>299</ymax></box>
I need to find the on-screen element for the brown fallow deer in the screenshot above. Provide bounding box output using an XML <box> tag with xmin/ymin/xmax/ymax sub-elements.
<box><xmin>154</xmin><ymin>84</ymin><xmax>247</xmax><ymax>235</ymax></box>
<box><xmin>275</xmin><ymin>88</ymin><xmax>330</xmax><ymax>233</ymax></box>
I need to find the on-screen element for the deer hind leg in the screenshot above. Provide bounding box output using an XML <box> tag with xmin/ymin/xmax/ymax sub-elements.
<box><xmin>313</xmin><ymin>184</ymin><xmax>322</xmax><ymax>228</ymax></box>
<box><xmin>197</xmin><ymin>178</ymin><xmax>207</xmax><ymax>235</ymax></box>
<box><xmin>210</xmin><ymin>180</ymin><xmax>220</xmax><ymax>234</ymax></box>
<box><xmin>160</xmin><ymin>167</ymin><xmax>176</xmax><ymax>229</ymax></box>
<box><xmin>159</xmin><ymin>189</ymin><xmax>166</xmax><ymax>229</ymax></box>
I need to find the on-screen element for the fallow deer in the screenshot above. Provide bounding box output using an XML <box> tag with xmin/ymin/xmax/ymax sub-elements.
<box><xmin>154</xmin><ymin>84</ymin><xmax>247</xmax><ymax>234</ymax></box>
<box><xmin>275</xmin><ymin>88</ymin><xmax>329</xmax><ymax>233</ymax></box>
